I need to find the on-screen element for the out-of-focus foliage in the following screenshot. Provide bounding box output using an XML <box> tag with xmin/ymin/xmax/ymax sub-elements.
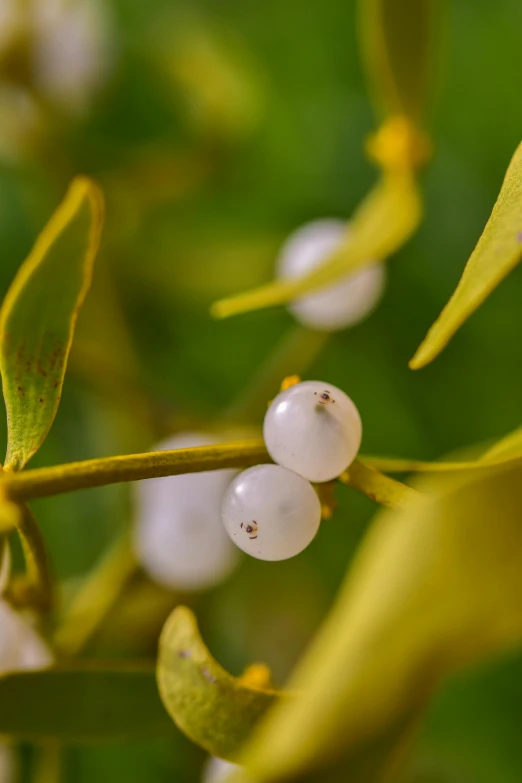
<box><xmin>0</xmin><ymin>664</ymin><xmax>173</xmax><ymax>741</ymax></box>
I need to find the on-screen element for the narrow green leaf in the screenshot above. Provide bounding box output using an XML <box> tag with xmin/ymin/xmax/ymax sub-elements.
<box><xmin>359</xmin><ymin>0</ymin><xmax>438</xmax><ymax>123</ymax></box>
<box><xmin>211</xmin><ymin>174</ymin><xmax>421</xmax><ymax>319</ymax></box>
<box><xmin>157</xmin><ymin>606</ymin><xmax>282</xmax><ymax>761</ymax></box>
<box><xmin>411</xmin><ymin>141</ymin><xmax>522</xmax><ymax>369</ymax></box>
<box><xmin>0</xmin><ymin>663</ymin><xmax>173</xmax><ymax>742</ymax></box>
<box><xmin>0</xmin><ymin>177</ymin><xmax>104</xmax><ymax>470</ymax></box>
<box><xmin>236</xmin><ymin>460</ymin><xmax>522</xmax><ymax>783</ymax></box>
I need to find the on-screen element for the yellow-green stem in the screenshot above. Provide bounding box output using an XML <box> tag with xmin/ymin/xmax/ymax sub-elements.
<box><xmin>340</xmin><ymin>460</ymin><xmax>421</xmax><ymax>509</ymax></box>
<box><xmin>0</xmin><ymin>441</ymin><xmax>269</xmax><ymax>502</ymax></box>
<box><xmin>10</xmin><ymin>503</ymin><xmax>53</xmax><ymax>612</ymax></box>
<box><xmin>0</xmin><ymin>440</ymin><xmax>416</xmax><ymax>512</ymax></box>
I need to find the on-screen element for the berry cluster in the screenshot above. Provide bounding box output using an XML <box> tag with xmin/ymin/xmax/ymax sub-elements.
<box><xmin>134</xmin><ymin>380</ymin><xmax>362</xmax><ymax>587</ymax></box>
<box><xmin>222</xmin><ymin>380</ymin><xmax>362</xmax><ymax>562</ymax></box>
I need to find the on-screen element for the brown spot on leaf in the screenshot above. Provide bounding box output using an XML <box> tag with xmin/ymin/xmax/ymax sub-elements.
<box><xmin>177</xmin><ymin>650</ymin><xmax>191</xmax><ymax>659</ymax></box>
<box><xmin>201</xmin><ymin>667</ymin><xmax>216</xmax><ymax>684</ymax></box>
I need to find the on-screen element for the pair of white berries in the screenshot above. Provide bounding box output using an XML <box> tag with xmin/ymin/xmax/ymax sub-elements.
<box><xmin>221</xmin><ymin>380</ymin><xmax>362</xmax><ymax>561</ymax></box>
<box><xmin>135</xmin><ymin>380</ymin><xmax>362</xmax><ymax>584</ymax></box>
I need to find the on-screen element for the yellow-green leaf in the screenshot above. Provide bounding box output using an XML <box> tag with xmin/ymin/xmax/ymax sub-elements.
<box><xmin>0</xmin><ymin>663</ymin><xmax>173</xmax><ymax>741</ymax></box>
<box><xmin>411</xmin><ymin>141</ymin><xmax>522</xmax><ymax>369</ymax></box>
<box><xmin>157</xmin><ymin>606</ymin><xmax>282</xmax><ymax>761</ymax></box>
<box><xmin>211</xmin><ymin>174</ymin><xmax>421</xmax><ymax>319</ymax></box>
<box><xmin>236</xmin><ymin>459</ymin><xmax>522</xmax><ymax>783</ymax></box>
<box><xmin>359</xmin><ymin>0</ymin><xmax>438</xmax><ymax>123</ymax></box>
<box><xmin>0</xmin><ymin>176</ymin><xmax>104</xmax><ymax>470</ymax></box>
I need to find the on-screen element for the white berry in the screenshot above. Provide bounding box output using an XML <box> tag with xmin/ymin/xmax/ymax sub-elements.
<box><xmin>277</xmin><ymin>219</ymin><xmax>386</xmax><ymax>331</ymax></box>
<box><xmin>221</xmin><ymin>464</ymin><xmax>321</xmax><ymax>561</ymax></box>
<box><xmin>202</xmin><ymin>756</ymin><xmax>241</xmax><ymax>783</ymax></box>
<box><xmin>0</xmin><ymin>544</ymin><xmax>53</xmax><ymax>675</ymax></box>
<box><xmin>263</xmin><ymin>380</ymin><xmax>362</xmax><ymax>483</ymax></box>
<box><xmin>134</xmin><ymin>433</ymin><xmax>240</xmax><ymax>591</ymax></box>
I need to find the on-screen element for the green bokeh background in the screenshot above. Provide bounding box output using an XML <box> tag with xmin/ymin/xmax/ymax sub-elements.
<box><xmin>1</xmin><ymin>0</ymin><xmax>522</xmax><ymax>780</ymax></box>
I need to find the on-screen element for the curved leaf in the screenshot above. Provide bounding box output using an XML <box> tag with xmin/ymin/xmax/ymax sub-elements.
<box><xmin>411</xmin><ymin>141</ymin><xmax>522</xmax><ymax>369</ymax></box>
<box><xmin>157</xmin><ymin>606</ymin><xmax>282</xmax><ymax>761</ymax></box>
<box><xmin>0</xmin><ymin>177</ymin><xmax>104</xmax><ymax>470</ymax></box>
<box><xmin>0</xmin><ymin>663</ymin><xmax>172</xmax><ymax>742</ymax></box>
<box><xmin>211</xmin><ymin>174</ymin><xmax>421</xmax><ymax>319</ymax></box>
<box><xmin>359</xmin><ymin>0</ymin><xmax>438</xmax><ymax>123</ymax></box>
<box><xmin>236</xmin><ymin>460</ymin><xmax>522</xmax><ymax>783</ymax></box>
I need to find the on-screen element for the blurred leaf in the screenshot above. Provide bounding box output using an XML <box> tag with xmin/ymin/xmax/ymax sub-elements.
<box><xmin>411</xmin><ymin>141</ymin><xmax>522</xmax><ymax>369</ymax></box>
<box><xmin>359</xmin><ymin>0</ymin><xmax>438</xmax><ymax>123</ymax></box>
<box><xmin>0</xmin><ymin>177</ymin><xmax>104</xmax><ymax>470</ymax></box>
<box><xmin>0</xmin><ymin>663</ymin><xmax>173</xmax><ymax>742</ymax></box>
<box><xmin>236</xmin><ymin>460</ymin><xmax>522</xmax><ymax>783</ymax></box>
<box><xmin>54</xmin><ymin>533</ymin><xmax>137</xmax><ymax>657</ymax></box>
<box><xmin>212</xmin><ymin>174</ymin><xmax>421</xmax><ymax>319</ymax></box>
<box><xmin>481</xmin><ymin>427</ymin><xmax>522</xmax><ymax>460</ymax></box>
<box><xmin>157</xmin><ymin>606</ymin><xmax>282</xmax><ymax>761</ymax></box>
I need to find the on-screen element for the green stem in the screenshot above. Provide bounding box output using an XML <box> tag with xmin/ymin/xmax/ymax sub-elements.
<box><xmin>0</xmin><ymin>440</ymin><xmax>269</xmax><ymax>502</ymax></box>
<box><xmin>0</xmin><ymin>439</ymin><xmax>416</xmax><ymax>511</ymax></box>
<box><xmin>340</xmin><ymin>460</ymin><xmax>421</xmax><ymax>510</ymax></box>
<box><xmin>9</xmin><ymin>503</ymin><xmax>53</xmax><ymax>612</ymax></box>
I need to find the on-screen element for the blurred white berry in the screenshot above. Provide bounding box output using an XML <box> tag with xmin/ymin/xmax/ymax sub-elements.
<box><xmin>202</xmin><ymin>756</ymin><xmax>241</xmax><ymax>783</ymax></box>
<box><xmin>277</xmin><ymin>219</ymin><xmax>386</xmax><ymax>331</ymax></box>
<box><xmin>0</xmin><ymin>541</ymin><xmax>53</xmax><ymax>676</ymax></box>
<box><xmin>134</xmin><ymin>433</ymin><xmax>241</xmax><ymax>591</ymax></box>
<box><xmin>32</xmin><ymin>0</ymin><xmax>113</xmax><ymax>110</ymax></box>
<box><xmin>221</xmin><ymin>464</ymin><xmax>321</xmax><ymax>561</ymax></box>
<box><xmin>0</xmin><ymin>0</ymin><xmax>113</xmax><ymax>112</ymax></box>
<box><xmin>263</xmin><ymin>380</ymin><xmax>362</xmax><ymax>483</ymax></box>
<box><xmin>0</xmin><ymin>600</ymin><xmax>53</xmax><ymax>673</ymax></box>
